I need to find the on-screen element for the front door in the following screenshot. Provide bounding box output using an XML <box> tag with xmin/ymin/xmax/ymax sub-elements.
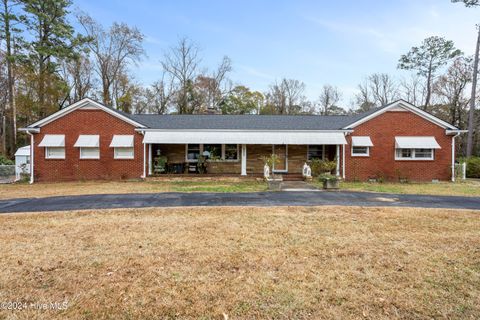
<box><xmin>273</xmin><ymin>145</ymin><xmax>287</xmax><ymax>172</ymax></box>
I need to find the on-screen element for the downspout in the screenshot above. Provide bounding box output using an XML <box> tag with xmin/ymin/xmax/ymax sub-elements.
<box><xmin>343</xmin><ymin>132</ymin><xmax>349</xmax><ymax>180</ymax></box>
<box><xmin>26</xmin><ymin>131</ymin><xmax>34</xmax><ymax>184</ymax></box>
<box><xmin>451</xmin><ymin>132</ymin><xmax>461</xmax><ymax>182</ymax></box>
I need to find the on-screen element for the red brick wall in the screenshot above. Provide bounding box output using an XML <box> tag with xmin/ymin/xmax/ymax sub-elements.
<box><xmin>345</xmin><ymin>111</ymin><xmax>453</xmax><ymax>182</ymax></box>
<box><xmin>33</xmin><ymin>109</ymin><xmax>145</xmax><ymax>182</ymax></box>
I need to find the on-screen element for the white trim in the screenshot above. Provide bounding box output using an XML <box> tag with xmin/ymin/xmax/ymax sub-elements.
<box><xmin>45</xmin><ymin>147</ymin><xmax>66</xmax><ymax>159</ymax></box>
<box><xmin>142</xmin><ymin>142</ymin><xmax>146</xmax><ymax>178</ymax></box>
<box><xmin>28</xmin><ymin>132</ymin><xmax>34</xmax><ymax>184</ymax></box>
<box><xmin>144</xmin><ymin>130</ymin><xmax>347</xmax><ymax>145</ymax></box>
<box><xmin>26</xmin><ymin>98</ymin><xmax>146</xmax><ymax>129</ymax></box>
<box><xmin>137</xmin><ymin>128</ymin><xmax>353</xmax><ymax>133</ymax></box>
<box><xmin>336</xmin><ymin>145</ymin><xmax>340</xmax><ymax>176</ymax></box>
<box><xmin>272</xmin><ymin>144</ymin><xmax>288</xmax><ymax>173</ymax></box>
<box><xmin>342</xmin><ymin>143</ymin><xmax>345</xmax><ymax>179</ymax></box>
<box><xmin>344</xmin><ymin>100</ymin><xmax>458</xmax><ymax>130</ymax></box>
<box><xmin>114</xmin><ymin>147</ymin><xmax>135</xmax><ymax>160</ymax></box>
<box><xmin>241</xmin><ymin>144</ymin><xmax>247</xmax><ymax>176</ymax></box>
<box><xmin>148</xmin><ymin>144</ymin><xmax>152</xmax><ymax>174</ymax></box>
<box><xmin>351</xmin><ymin>146</ymin><xmax>370</xmax><ymax>157</ymax></box>
<box><xmin>79</xmin><ymin>147</ymin><xmax>100</xmax><ymax>159</ymax></box>
<box><xmin>394</xmin><ymin>148</ymin><xmax>434</xmax><ymax>161</ymax></box>
<box><xmin>451</xmin><ymin>133</ymin><xmax>460</xmax><ymax>182</ymax></box>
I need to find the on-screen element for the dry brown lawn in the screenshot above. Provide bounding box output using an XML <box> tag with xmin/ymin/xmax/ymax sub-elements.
<box><xmin>0</xmin><ymin>178</ymin><xmax>266</xmax><ymax>200</ymax></box>
<box><xmin>0</xmin><ymin>206</ymin><xmax>479</xmax><ymax>319</ymax></box>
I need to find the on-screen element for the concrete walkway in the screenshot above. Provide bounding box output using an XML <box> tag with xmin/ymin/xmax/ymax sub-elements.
<box><xmin>280</xmin><ymin>181</ymin><xmax>320</xmax><ymax>191</ymax></box>
<box><xmin>0</xmin><ymin>191</ymin><xmax>479</xmax><ymax>213</ymax></box>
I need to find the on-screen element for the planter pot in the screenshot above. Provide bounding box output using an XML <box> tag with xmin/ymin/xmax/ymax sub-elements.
<box><xmin>323</xmin><ymin>179</ymin><xmax>339</xmax><ymax>189</ymax></box>
<box><xmin>267</xmin><ymin>178</ymin><xmax>283</xmax><ymax>191</ymax></box>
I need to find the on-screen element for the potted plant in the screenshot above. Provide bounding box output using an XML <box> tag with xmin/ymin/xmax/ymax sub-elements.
<box><xmin>261</xmin><ymin>154</ymin><xmax>282</xmax><ymax>190</ymax></box>
<box><xmin>318</xmin><ymin>173</ymin><xmax>340</xmax><ymax>190</ymax></box>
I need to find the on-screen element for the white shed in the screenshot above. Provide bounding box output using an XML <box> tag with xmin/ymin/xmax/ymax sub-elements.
<box><xmin>15</xmin><ymin>145</ymin><xmax>30</xmax><ymax>181</ymax></box>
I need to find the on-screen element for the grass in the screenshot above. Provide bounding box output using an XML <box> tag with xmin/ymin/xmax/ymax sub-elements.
<box><xmin>0</xmin><ymin>178</ymin><xmax>267</xmax><ymax>199</ymax></box>
<box><xmin>0</xmin><ymin>206</ymin><xmax>479</xmax><ymax>319</ymax></box>
<box><xmin>308</xmin><ymin>179</ymin><xmax>480</xmax><ymax>197</ymax></box>
<box><xmin>338</xmin><ymin>180</ymin><xmax>480</xmax><ymax>197</ymax></box>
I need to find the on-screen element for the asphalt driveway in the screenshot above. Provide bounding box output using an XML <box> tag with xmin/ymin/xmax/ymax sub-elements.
<box><xmin>0</xmin><ymin>191</ymin><xmax>479</xmax><ymax>213</ymax></box>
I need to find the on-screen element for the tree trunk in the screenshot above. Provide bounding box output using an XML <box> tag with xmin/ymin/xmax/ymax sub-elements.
<box><xmin>467</xmin><ymin>26</ymin><xmax>480</xmax><ymax>157</ymax></box>
<box><xmin>3</xmin><ymin>0</ymin><xmax>16</xmax><ymax>156</ymax></box>
<box><xmin>424</xmin><ymin>65</ymin><xmax>432</xmax><ymax>111</ymax></box>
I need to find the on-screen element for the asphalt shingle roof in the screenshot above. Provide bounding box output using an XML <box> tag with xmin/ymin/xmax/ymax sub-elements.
<box><xmin>129</xmin><ymin>112</ymin><xmax>377</xmax><ymax>130</ymax></box>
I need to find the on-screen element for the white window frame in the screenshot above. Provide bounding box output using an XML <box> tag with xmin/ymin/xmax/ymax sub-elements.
<box><xmin>307</xmin><ymin>145</ymin><xmax>325</xmax><ymax>161</ymax></box>
<box><xmin>395</xmin><ymin>148</ymin><xmax>434</xmax><ymax>161</ymax></box>
<box><xmin>114</xmin><ymin>147</ymin><xmax>134</xmax><ymax>159</ymax></box>
<box><xmin>45</xmin><ymin>147</ymin><xmax>65</xmax><ymax>159</ymax></box>
<box><xmin>80</xmin><ymin>147</ymin><xmax>100</xmax><ymax>160</ymax></box>
<box><xmin>351</xmin><ymin>146</ymin><xmax>370</xmax><ymax>157</ymax></box>
<box><xmin>223</xmin><ymin>144</ymin><xmax>239</xmax><ymax>162</ymax></box>
<box><xmin>185</xmin><ymin>144</ymin><xmax>240</xmax><ymax>162</ymax></box>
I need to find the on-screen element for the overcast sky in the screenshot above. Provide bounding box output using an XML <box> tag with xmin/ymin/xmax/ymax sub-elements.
<box><xmin>74</xmin><ymin>0</ymin><xmax>480</xmax><ymax>107</ymax></box>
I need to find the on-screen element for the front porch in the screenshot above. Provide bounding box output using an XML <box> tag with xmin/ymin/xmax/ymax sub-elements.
<box><xmin>144</xmin><ymin>143</ymin><xmax>342</xmax><ymax>178</ymax></box>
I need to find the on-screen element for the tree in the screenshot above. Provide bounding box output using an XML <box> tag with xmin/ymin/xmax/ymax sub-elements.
<box><xmin>265</xmin><ymin>78</ymin><xmax>306</xmax><ymax>114</ymax></box>
<box><xmin>452</xmin><ymin>0</ymin><xmax>479</xmax><ymax>156</ymax></box>
<box><xmin>78</xmin><ymin>13</ymin><xmax>144</xmax><ymax>106</ymax></box>
<box><xmin>60</xmin><ymin>53</ymin><xmax>96</xmax><ymax>104</ymax></box>
<box><xmin>399</xmin><ymin>74</ymin><xmax>426</xmax><ymax>106</ymax></box>
<box><xmin>220</xmin><ymin>85</ymin><xmax>264</xmax><ymax>114</ymax></box>
<box><xmin>318</xmin><ymin>84</ymin><xmax>342</xmax><ymax>115</ymax></box>
<box><xmin>434</xmin><ymin>56</ymin><xmax>472</xmax><ymax>127</ymax></box>
<box><xmin>193</xmin><ymin>56</ymin><xmax>232</xmax><ymax>113</ymax></box>
<box><xmin>21</xmin><ymin>0</ymin><xmax>87</xmax><ymax>117</ymax></box>
<box><xmin>161</xmin><ymin>37</ymin><xmax>201</xmax><ymax>114</ymax></box>
<box><xmin>355</xmin><ymin>73</ymin><xmax>398</xmax><ymax>111</ymax></box>
<box><xmin>0</xmin><ymin>0</ymin><xmax>22</xmax><ymax>155</ymax></box>
<box><xmin>144</xmin><ymin>74</ymin><xmax>175</xmax><ymax>114</ymax></box>
<box><xmin>398</xmin><ymin>36</ymin><xmax>462</xmax><ymax>111</ymax></box>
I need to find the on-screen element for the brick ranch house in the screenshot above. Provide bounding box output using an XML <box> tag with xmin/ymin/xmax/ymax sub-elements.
<box><xmin>19</xmin><ymin>98</ymin><xmax>465</xmax><ymax>183</ymax></box>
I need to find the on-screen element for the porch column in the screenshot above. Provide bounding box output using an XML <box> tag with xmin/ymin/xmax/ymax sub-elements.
<box><xmin>142</xmin><ymin>142</ymin><xmax>146</xmax><ymax>178</ymax></box>
<box><xmin>241</xmin><ymin>144</ymin><xmax>247</xmax><ymax>176</ymax></box>
<box><xmin>342</xmin><ymin>144</ymin><xmax>346</xmax><ymax>179</ymax></box>
<box><xmin>336</xmin><ymin>145</ymin><xmax>340</xmax><ymax>176</ymax></box>
<box><xmin>148</xmin><ymin>144</ymin><xmax>152</xmax><ymax>176</ymax></box>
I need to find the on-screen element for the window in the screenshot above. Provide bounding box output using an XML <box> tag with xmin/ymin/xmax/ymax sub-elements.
<box><xmin>187</xmin><ymin>144</ymin><xmax>200</xmax><ymax>162</ymax></box>
<box><xmin>395</xmin><ymin>148</ymin><xmax>433</xmax><ymax>160</ymax></box>
<box><xmin>45</xmin><ymin>147</ymin><xmax>65</xmax><ymax>159</ymax></box>
<box><xmin>224</xmin><ymin>144</ymin><xmax>238</xmax><ymax>161</ymax></box>
<box><xmin>307</xmin><ymin>145</ymin><xmax>323</xmax><ymax>160</ymax></box>
<box><xmin>203</xmin><ymin>144</ymin><xmax>222</xmax><ymax>160</ymax></box>
<box><xmin>352</xmin><ymin>146</ymin><xmax>369</xmax><ymax>156</ymax></box>
<box><xmin>114</xmin><ymin>147</ymin><xmax>134</xmax><ymax>159</ymax></box>
<box><xmin>80</xmin><ymin>147</ymin><xmax>100</xmax><ymax>159</ymax></box>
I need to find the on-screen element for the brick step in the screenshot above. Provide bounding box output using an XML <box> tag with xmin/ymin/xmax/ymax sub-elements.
<box><xmin>280</xmin><ymin>174</ymin><xmax>304</xmax><ymax>181</ymax></box>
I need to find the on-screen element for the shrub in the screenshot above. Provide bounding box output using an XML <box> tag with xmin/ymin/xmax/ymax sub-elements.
<box><xmin>309</xmin><ymin>159</ymin><xmax>337</xmax><ymax>176</ymax></box>
<box><xmin>465</xmin><ymin>157</ymin><xmax>480</xmax><ymax>178</ymax></box>
<box><xmin>0</xmin><ymin>155</ymin><xmax>13</xmax><ymax>165</ymax></box>
<box><xmin>317</xmin><ymin>173</ymin><xmax>339</xmax><ymax>182</ymax></box>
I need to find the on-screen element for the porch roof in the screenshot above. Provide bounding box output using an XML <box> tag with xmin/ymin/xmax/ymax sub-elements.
<box><xmin>143</xmin><ymin>131</ymin><xmax>347</xmax><ymax>145</ymax></box>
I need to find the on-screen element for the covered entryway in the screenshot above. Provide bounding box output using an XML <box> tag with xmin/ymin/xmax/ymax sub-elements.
<box><xmin>272</xmin><ymin>145</ymin><xmax>287</xmax><ymax>172</ymax></box>
<box><xmin>141</xmin><ymin>130</ymin><xmax>348</xmax><ymax>178</ymax></box>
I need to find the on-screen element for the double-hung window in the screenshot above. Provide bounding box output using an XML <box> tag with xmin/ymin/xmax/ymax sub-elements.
<box><xmin>394</xmin><ymin>137</ymin><xmax>440</xmax><ymax>161</ymax></box>
<box><xmin>186</xmin><ymin>144</ymin><xmax>239</xmax><ymax>162</ymax></box>
<box><xmin>39</xmin><ymin>134</ymin><xmax>65</xmax><ymax>159</ymax></box>
<box><xmin>307</xmin><ymin>145</ymin><xmax>323</xmax><ymax>160</ymax></box>
<box><xmin>74</xmin><ymin>135</ymin><xmax>100</xmax><ymax>159</ymax></box>
<box><xmin>187</xmin><ymin>144</ymin><xmax>201</xmax><ymax>162</ymax></box>
<box><xmin>351</xmin><ymin>136</ymin><xmax>373</xmax><ymax>157</ymax></box>
<box><xmin>110</xmin><ymin>135</ymin><xmax>135</xmax><ymax>159</ymax></box>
